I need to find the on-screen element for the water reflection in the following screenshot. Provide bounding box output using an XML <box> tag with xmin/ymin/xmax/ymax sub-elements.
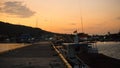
<box><xmin>96</xmin><ymin>42</ymin><xmax>120</xmax><ymax>59</ymax></box>
<box><xmin>0</xmin><ymin>43</ymin><xmax>30</xmax><ymax>53</ymax></box>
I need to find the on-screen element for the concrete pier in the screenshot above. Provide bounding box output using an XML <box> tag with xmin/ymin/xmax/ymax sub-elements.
<box><xmin>0</xmin><ymin>42</ymin><xmax>65</xmax><ymax>68</ymax></box>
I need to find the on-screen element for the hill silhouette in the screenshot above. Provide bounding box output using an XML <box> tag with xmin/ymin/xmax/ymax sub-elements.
<box><xmin>0</xmin><ymin>21</ymin><xmax>90</xmax><ymax>43</ymax></box>
<box><xmin>0</xmin><ymin>21</ymin><xmax>54</xmax><ymax>42</ymax></box>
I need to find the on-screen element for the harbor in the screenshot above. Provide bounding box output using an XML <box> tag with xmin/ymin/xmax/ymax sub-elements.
<box><xmin>0</xmin><ymin>41</ymin><xmax>120</xmax><ymax>68</ymax></box>
<box><xmin>0</xmin><ymin>42</ymin><xmax>66</xmax><ymax>68</ymax></box>
<box><xmin>0</xmin><ymin>0</ymin><xmax>120</xmax><ymax>68</ymax></box>
<box><xmin>53</xmin><ymin>41</ymin><xmax>120</xmax><ymax>68</ymax></box>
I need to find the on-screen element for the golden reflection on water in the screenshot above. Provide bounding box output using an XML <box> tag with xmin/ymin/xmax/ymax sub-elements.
<box><xmin>0</xmin><ymin>43</ymin><xmax>30</xmax><ymax>53</ymax></box>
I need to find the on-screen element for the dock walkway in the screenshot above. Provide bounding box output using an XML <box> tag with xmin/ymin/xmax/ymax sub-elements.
<box><xmin>0</xmin><ymin>42</ymin><xmax>65</xmax><ymax>68</ymax></box>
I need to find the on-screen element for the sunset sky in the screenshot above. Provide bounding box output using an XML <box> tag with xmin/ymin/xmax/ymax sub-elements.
<box><xmin>0</xmin><ymin>0</ymin><xmax>120</xmax><ymax>34</ymax></box>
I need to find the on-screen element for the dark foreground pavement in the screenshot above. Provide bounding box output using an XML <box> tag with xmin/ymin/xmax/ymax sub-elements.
<box><xmin>0</xmin><ymin>42</ymin><xmax>65</xmax><ymax>68</ymax></box>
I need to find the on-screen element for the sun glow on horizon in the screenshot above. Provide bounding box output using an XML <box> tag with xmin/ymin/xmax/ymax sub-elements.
<box><xmin>0</xmin><ymin>0</ymin><xmax>120</xmax><ymax>34</ymax></box>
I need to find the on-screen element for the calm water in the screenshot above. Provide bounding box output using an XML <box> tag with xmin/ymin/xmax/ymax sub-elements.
<box><xmin>0</xmin><ymin>43</ymin><xmax>30</xmax><ymax>53</ymax></box>
<box><xmin>96</xmin><ymin>42</ymin><xmax>120</xmax><ymax>59</ymax></box>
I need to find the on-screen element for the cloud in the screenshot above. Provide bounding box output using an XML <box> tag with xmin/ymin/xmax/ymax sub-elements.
<box><xmin>0</xmin><ymin>1</ymin><xmax>35</xmax><ymax>18</ymax></box>
<box><xmin>116</xmin><ymin>17</ymin><xmax>120</xmax><ymax>20</ymax></box>
<box><xmin>69</xmin><ymin>23</ymin><xmax>76</xmax><ymax>25</ymax></box>
<box><xmin>63</xmin><ymin>28</ymin><xmax>77</xmax><ymax>32</ymax></box>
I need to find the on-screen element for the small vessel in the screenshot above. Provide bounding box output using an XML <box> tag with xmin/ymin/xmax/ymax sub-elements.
<box><xmin>54</xmin><ymin>31</ymin><xmax>98</xmax><ymax>68</ymax></box>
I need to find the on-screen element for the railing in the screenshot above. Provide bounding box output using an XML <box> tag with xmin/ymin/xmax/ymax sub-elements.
<box><xmin>51</xmin><ymin>42</ymin><xmax>90</xmax><ymax>68</ymax></box>
<box><xmin>51</xmin><ymin>42</ymin><xmax>72</xmax><ymax>68</ymax></box>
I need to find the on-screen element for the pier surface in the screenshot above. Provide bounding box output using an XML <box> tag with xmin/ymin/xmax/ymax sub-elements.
<box><xmin>0</xmin><ymin>42</ymin><xmax>64</xmax><ymax>68</ymax></box>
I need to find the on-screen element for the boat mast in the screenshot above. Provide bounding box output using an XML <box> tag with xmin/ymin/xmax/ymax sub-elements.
<box><xmin>81</xmin><ymin>15</ymin><xmax>84</xmax><ymax>33</ymax></box>
<box><xmin>80</xmin><ymin>0</ymin><xmax>84</xmax><ymax>33</ymax></box>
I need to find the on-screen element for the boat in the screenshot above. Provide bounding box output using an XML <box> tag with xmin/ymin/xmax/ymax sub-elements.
<box><xmin>53</xmin><ymin>31</ymin><xmax>98</xmax><ymax>68</ymax></box>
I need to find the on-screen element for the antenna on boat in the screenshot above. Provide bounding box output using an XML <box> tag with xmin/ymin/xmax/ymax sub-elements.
<box><xmin>80</xmin><ymin>0</ymin><xmax>84</xmax><ymax>33</ymax></box>
<box><xmin>73</xmin><ymin>30</ymin><xmax>79</xmax><ymax>44</ymax></box>
<box><xmin>81</xmin><ymin>15</ymin><xmax>84</xmax><ymax>33</ymax></box>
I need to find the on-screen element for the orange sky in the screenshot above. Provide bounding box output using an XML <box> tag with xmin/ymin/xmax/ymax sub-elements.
<box><xmin>0</xmin><ymin>0</ymin><xmax>120</xmax><ymax>34</ymax></box>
